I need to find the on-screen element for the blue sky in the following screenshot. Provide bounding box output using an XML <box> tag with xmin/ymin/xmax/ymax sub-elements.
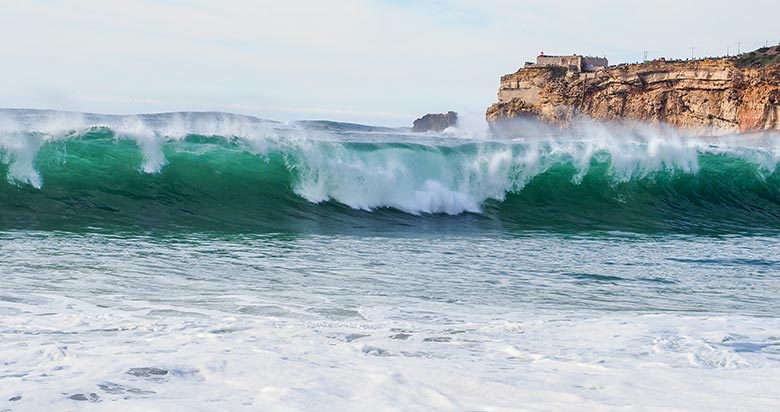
<box><xmin>1</xmin><ymin>0</ymin><xmax>778</xmax><ymax>126</ymax></box>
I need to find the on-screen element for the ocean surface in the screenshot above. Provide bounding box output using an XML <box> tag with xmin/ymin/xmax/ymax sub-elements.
<box><xmin>1</xmin><ymin>109</ymin><xmax>779</xmax><ymax>411</ymax></box>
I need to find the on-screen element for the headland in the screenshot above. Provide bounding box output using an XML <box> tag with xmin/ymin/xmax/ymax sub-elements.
<box><xmin>487</xmin><ymin>47</ymin><xmax>780</xmax><ymax>136</ymax></box>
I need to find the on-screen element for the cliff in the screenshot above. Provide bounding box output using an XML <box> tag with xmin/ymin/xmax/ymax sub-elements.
<box><xmin>486</xmin><ymin>47</ymin><xmax>780</xmax><ymax>135</ymax></box>
<box><xmin>412</xmin><ymin>111</ymin><xmax>458</xmax><ymax>132</ymax></box>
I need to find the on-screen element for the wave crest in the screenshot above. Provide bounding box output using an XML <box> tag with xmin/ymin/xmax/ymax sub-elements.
<box><xmin>1</xmin><ymin>110</ymin><xmax>780</xmax><ymax>232</ymax></box>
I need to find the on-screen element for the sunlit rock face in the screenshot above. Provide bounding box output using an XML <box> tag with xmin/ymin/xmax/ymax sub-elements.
<box><xmin>487</xmin><ymin>47</ymin><xmax>780</xmax><ymax>136</ymax></box>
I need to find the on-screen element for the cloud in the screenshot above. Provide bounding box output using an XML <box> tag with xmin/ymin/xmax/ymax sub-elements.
<box><xmin>1</xmin><ymin>1</ymin><xmax>778</xmax><ymax>126</ymax></box>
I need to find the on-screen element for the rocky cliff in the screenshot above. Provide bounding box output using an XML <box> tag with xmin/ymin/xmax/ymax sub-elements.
<box><xmin>486</xmin><ymin>47</ymin><xmax>780</xmax><ymax>135</ymax></box>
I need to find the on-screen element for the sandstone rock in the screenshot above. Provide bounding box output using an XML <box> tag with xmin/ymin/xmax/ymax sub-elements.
<box><xmin>412</xmin><ymin>111</ymin><xmax>458</xmax><ymax>132</ymax></box>
<box><xmin>487</xmin><ymin>50</ymin><xmax>780</xmax><ymax>136</ymax></box>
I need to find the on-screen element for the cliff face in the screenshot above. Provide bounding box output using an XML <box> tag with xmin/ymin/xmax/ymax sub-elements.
<box><xmin>487</xmin><ymin>51</ymin><xmax>780</xmax><ymax>135</ymax></box>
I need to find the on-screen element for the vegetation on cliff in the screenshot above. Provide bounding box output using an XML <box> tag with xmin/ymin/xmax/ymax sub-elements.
<box><xmin>733</xmin><ymin>46</ymin><xmax>780</xmax><ymax>68</ymax></box>
<box><xmin>487</xmin><ymin>48</ymin><xmax>780</xmax><ymax>135</ymax></box>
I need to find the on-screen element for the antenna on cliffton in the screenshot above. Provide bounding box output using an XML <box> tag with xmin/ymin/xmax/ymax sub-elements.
<box><xmin>643</xmin><ymin>50</ymin><xmax>648</xmax><ymax>62</ymax></box>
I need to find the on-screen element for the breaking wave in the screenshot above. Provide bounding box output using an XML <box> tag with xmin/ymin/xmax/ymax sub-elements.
<box><xmin>2</xmin><ymin>109</ymin><xmax>780</xmax><ymax>233</ymax></box>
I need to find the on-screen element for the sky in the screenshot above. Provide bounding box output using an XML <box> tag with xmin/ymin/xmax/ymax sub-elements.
<box><xmin>1</xmin><ymin>0</ymin><xmax>778</xmax><ymax>126</ymax></box>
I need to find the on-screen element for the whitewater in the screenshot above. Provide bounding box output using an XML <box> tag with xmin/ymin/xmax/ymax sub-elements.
<box><xmin>1</xmin><ymin>109</ymin><xmax>779</xmax><ymax>411</ymax></box>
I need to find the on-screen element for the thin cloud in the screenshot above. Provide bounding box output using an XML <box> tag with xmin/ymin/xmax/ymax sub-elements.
<box><xmin>1</xmin><ymin>1</ymin><xmax>778</xmax><ymax>126</ymax></box>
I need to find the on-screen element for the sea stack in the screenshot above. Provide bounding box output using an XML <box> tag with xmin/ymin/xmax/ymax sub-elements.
<box><xmin>412</xmin><ymin>111</ymin><xmax>458</xmax><ymax>132</ymax></box>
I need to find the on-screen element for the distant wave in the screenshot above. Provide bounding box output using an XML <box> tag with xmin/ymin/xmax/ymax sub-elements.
<box><xmin>1</xmin><ymin>109</ymin><xmax>780</xmax><ymax>233</ymax></box>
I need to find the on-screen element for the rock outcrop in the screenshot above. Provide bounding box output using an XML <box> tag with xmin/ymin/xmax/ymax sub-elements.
<box><xmin>486</xmin><ymin>47</ymin><xmax>780</xmax><ymax>136</ymax></box>
<box><xmin>412</xmin><ymin>111</ymin><xmax>458</xmax><ymax>132</ymax></box>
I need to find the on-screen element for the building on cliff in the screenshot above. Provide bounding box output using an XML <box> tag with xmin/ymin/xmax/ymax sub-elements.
<box><xmin>529</xmin><ymin>52</ymin><xmax>608</xmax><ymax>73</ymax></box>
<box><xmin>487</xmin><ymin>48</ymin><xmax>780</xmax><ymax>136</ymax></box>
<box><xmin>497</xmin><ymin>52</ymin><xmax>610</xmax><ymax>105</ymax></box>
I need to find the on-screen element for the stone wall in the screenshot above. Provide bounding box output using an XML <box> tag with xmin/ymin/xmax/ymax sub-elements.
<box><xmin>535</xmin><ymin>55</ymin><xmax>607</xmax><ymax>72</ymax></box>
<box><xmin>582</xmin><ymin>56</ymin><xmax>608</xmax><ymax>71</ymax></box>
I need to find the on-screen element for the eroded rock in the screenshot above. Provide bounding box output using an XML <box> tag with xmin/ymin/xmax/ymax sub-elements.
<box><xmin>412</xmin><ymin>111</ymin><xmax>458</xmax><ymax>132</ymax></box>
<box><xmin>487</xmin><ymin>49</ymin><xmax>780</xmax><ymax>136</ymax></box>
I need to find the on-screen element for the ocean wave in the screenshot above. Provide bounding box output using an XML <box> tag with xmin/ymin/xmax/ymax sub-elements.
<box><xmin>1</xmin><ymin>110</ymin><xmax>780</xmax><ymax>233</ymax></box>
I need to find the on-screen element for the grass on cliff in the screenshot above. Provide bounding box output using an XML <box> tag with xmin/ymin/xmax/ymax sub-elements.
<box><xmin>733</xmin><ymin>46</ymin><xmax>780</xmax><ymax>68</ymax></box>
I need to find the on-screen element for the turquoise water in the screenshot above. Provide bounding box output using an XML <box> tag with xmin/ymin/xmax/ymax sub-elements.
<box><xmin>2</xmin><ymin>126</ymin><xmax>780</xmax><ymax>234</ymax></box>
<box><xmin>1</xmin><ymin>110</ymin><xmax>779</xmax><ymax>411</ymax></box>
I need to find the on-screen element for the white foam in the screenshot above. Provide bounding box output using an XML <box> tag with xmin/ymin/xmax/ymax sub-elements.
<box><xmin>0</xmin><ymin>111</ymin><xmax>89</xmax><ymax>187</ymax></box>
<box><xmin>0</xmin><ymin>131</ymin><xmax>44</xmax><ymax>188</ymax></box>
<box><xmin>290</xmin><ymin>141</ymin><xmax>484</xmax><ymax>214</ymax></box>
<box><xmin>0</xmin><ymin>114</ymin><xmax>44</xmax><ymax>188</ymax></box>
<box><xmin>0</xmin><ymin>110</ymin><xmax>284</xmax><ymax>178</ymax></box>
<box><xmin>1</xmin><ymin>230</ymin><xmax>779</xmax><ymax>410</ymax></box>
<box><xmin>0</xmin><ymin>294</ymin><xmax>778</xmax><ymax>411</ymax></box>
<box><xmin>284</xmin><ymin>126</ymin><xmax>769</xmax><ymax>215</ymax></box>
<box><xmin>104</xmin><ymin>113</ymin><xmax>280</xmax><ymax>173</ymax></box>
<box><xmin>109</xmin><ymin>116</ymin><xmax>167</xmax><ymax>173</ymax></box>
